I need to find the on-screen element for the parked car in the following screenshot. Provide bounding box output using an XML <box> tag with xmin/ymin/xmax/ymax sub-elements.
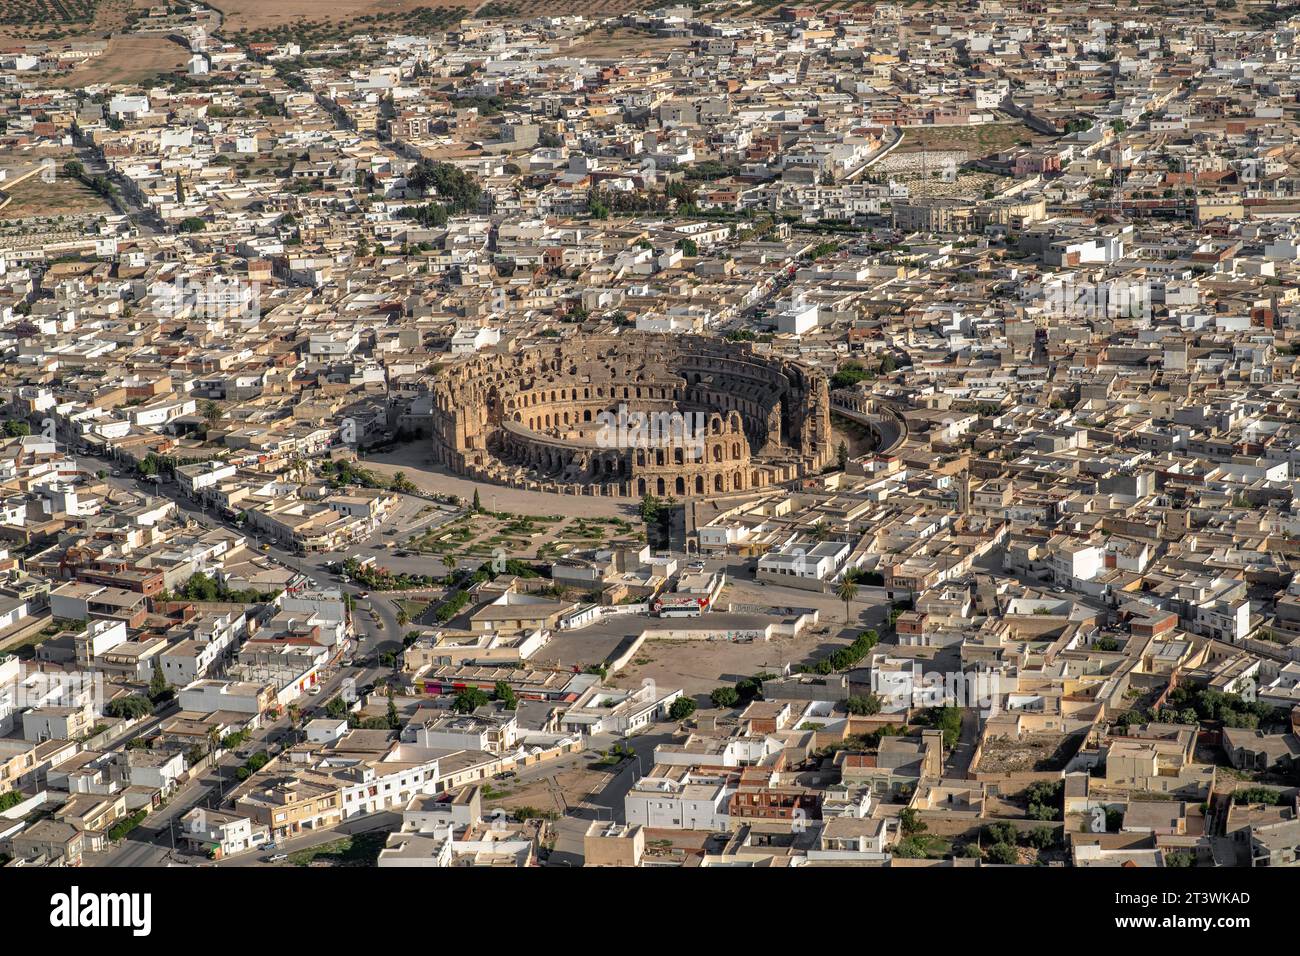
<box><xmin>266</xmin><ymin>853</ymin><xmax>288</xmax><ymax>863</ymax></box>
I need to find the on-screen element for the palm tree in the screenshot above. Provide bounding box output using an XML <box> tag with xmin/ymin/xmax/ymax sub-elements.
<box><xmin>837</xmin><ymin>578</ymin><xmax>859</xmax><ymax>624</ymax></box>
<box><xmin>201</xmin><ymin>400</ymin><xmax>221</xmax><ymax>426</ymax></box>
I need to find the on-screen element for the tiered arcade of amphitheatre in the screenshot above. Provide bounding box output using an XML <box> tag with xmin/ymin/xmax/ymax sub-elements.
<box><xmin>429</xmin><ymin>333</ymin><xmax>834</xmax><ymax>498</ymax></box>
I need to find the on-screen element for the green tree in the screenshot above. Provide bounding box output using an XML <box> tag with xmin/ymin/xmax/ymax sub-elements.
<box><xmin>148</xmin><ymin>660</ymin><xmax>171</xmax><ymax>703</ymax></box>
<box><xmin>837</xmin><ymin>577</ymin><xmax>859</xmax><ymax>624</ymax></box>
<box><xmin>386</xmin><ymin>685</ymin><xmax>401</xmax><ymax>729</ymax></box>
<box><xmin>1026</xmin><ymin>826</ymin><xmax>1057</xmax><ymax>850</ymax></box>
<box><xmin>668</xmin><ymin>697</ymin><xmax>697</xmax><ymax>721</ymax></box>
<box><xmin>407</xmin><ymin>160</ymin><xmax>481</xmax><ymax>212</ymax></box>
<box><xmin>106</xmin><ymin>694</ymin><xmax>152</xmax><ymax>719</ymax></box>
<box><xmin>899</xmin><ymin>808</ymin><xmax>926</xmax><ymax>836</ymax></box>
<box><xmin>452</xmin><ymin>687</ymin><xmax>490</xmax><ymax>713</ymax></box>
<box><xmin>925</xmin><ymin>705</ymin><xmax>963</xmax><ymax>748</ymax></box>
<box><xmin>986</xmin><ymin>842</ymin><xmax>1019</xmax><ymax>865</ymax></box>
<box><xmin>494</xmin><ymin>680</ymin><xmax>518</xmax><ymax>709</ymax></box>
<box><xmin>845</xmin><ymin>694</ymin><xmax>882</xmax><ymax>716</ymax></box>
<box><xmin>179</xmin><ymin>572</ymin><xmax>221</xmax><ymax>601</ymax></box>
<box><xmin>710</xmin><ymin>686</ymin><xmax>740</xmax><ymax>709</ymax></box>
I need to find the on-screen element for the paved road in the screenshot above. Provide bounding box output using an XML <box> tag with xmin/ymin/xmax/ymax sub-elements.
<box><xmin>76</xmin><ymin>148</ymin><xmax>159</xmax><ymax>237</ymax></box>
<box><xmin>78</xmin><ymin>453</ymin><xmax>460</xmax><ymax>658</ymax></box>
<box><xmin>213</xmin><ymin>812</ymin><xmax>401</xmax><ymax>867</ymax></box>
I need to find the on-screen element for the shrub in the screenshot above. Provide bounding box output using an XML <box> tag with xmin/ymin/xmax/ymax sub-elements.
<box><xmin>710</xmin><ymin>687</ymin><xmax>740</xmax><ymax>709</ymax></box>
<box><xmin>986</xmin><ymin>842</ymin><xmax>1019</xmax><ymax>865</ymax></box>
<box><xmin>668</xmin><ymin>697</ymin><xmax>697</xmax><ymax>721</ymax></box>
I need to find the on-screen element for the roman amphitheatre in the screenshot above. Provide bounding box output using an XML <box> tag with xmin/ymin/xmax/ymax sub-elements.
<box><xmin>429</xmin><ymin>333</ymin><xmax>834</xmax><ymax>499</ymax></box>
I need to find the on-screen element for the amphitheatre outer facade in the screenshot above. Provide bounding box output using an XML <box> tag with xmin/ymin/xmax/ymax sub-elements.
<box><xmin>429</xmin><ymin>333</ymin><xmax>834</xmax><ymax>499</ymax></box>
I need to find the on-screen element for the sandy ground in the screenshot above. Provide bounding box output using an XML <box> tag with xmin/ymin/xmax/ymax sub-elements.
<box><xmin>483</xmin><ymin>762</ymin><xmax>609</xmax><ymax>816</ymax></box>
<box><xmin>617</xmin><ymin>627</ymin><xmax>855</xmax><ymax>702</ymax></box>
<box><xmin>215</xmin><ymin>0</ymin><xmax>466</xmax><ymax>32</ymax></box>
<box><xmin>50</xmin><ymin>34</ymin><xmax>190</xmax><ymax>87</ymax></box>
<box><xmin>363</xmin><ymin>444</ymin><xmax>636</xmax><ymax>519</ymax></box>
<box><xmin>565</xmin><ymin>25</ymin><xmax>693</xmax><ymax>58</ymax></box>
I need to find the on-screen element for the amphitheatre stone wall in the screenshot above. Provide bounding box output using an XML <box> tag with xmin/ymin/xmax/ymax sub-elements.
<box><xmin>429</xmin><ymin>333</ymin><xmax>833</xmax><ymax>498</ymax></box>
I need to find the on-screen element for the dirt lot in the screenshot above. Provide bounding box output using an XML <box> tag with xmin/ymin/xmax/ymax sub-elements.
<box><xmin>49</xmin><ymin>34</ymin><xmax>190</xmax><ymax>87</ymax></box>
<box><xmin>0</xmin><ymin>173</ymin><xmax>111</xmax><ymax>220</ymax></box>
<box><xmin>616</xmin><ymin>626</ymin><xmax>855</xmax><ymax>702</ymax></box>
<box><xmin>566</xmin><ymin>24</ymin><xmax>694</xmax><ymax>58</ymax></box>
<box><xmin>481</xmin><ymin>760</ymin><xmax>615</xmax><ymax>816</ymax></box>
<box><xmin>899</xmin><ymin>122</ymin><xmax>1042</xmax><ymax>159</ymax></box>
<box><xmin>976</xmin><ymin>732</ymin><xmax>1076</xmax><ymax>774</ymax></box>
<box><xmin>364</xmin><ymin>444</ymin><xmax>634</xmax><ymax>520</ymax></box>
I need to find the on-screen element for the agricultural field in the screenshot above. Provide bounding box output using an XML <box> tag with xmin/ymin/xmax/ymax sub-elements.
<box><xmin>484</xmin><ymin>0</ymin><xmax>655</xmax><ymax>18</ymax></box>
<box><xmin>214</xmin><ymin>0</ymin><xmax>469</xmax><ymax>37</ymax></box>
<box><xmin>0</xmin><ymin>0</ymin><xmax>147</xmax><ymax>42</ymax></box>
<box><xmin>217</xmin><ymin>0</ymin><xmax>657</xmax><ymax>40</ymax></box>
